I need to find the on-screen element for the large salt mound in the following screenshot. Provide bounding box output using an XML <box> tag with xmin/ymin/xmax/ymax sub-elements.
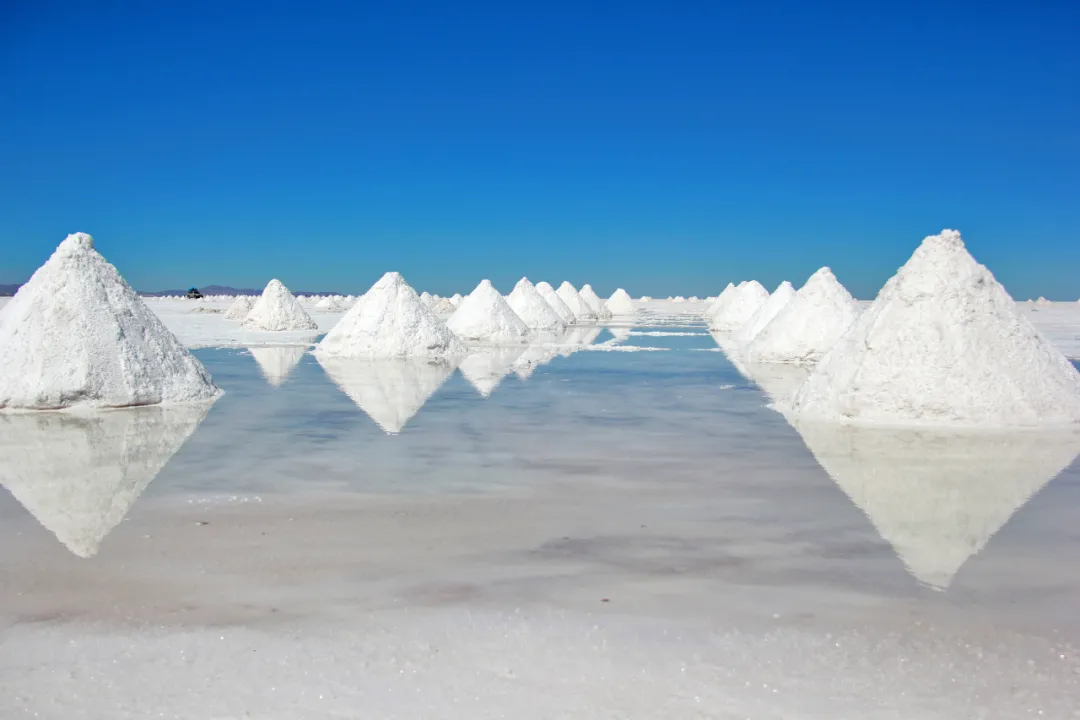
<box><xmin>556</xmin><ymin>282</ymin><xmax>599</xmax><ymax>322</ymax></box>
<box><xmin>448</xmin><ymin>280</ymin><xmax>532</xmax><ymax>344</ymax></box>
<box><xmin>579</xmin><ymin>284</ymin><xmax>613</xmax><ymax>321</ymax></box>
<box><xmin>535</xmin><ymin>282</ymin><xmax>576</xmax><ymax>324</ymax></box>
<box><xmin>242</xmin><ymin>279</ymin><xmax>318</xmax><ymax>331</ymax></box>
<box><xmin>709</xmin><ymin>281</ymin><xmax>769</xmax><ymax>331</ymax></box>
<box><xmin>316</xmin><ymin>272</ymin><xmax>464</xmax><ymax>359</ymax></box>
<box><xmin>789</xmin><ymin>229</ymin><xmax>1080</xmax><ymax>427</ymax></box>
<box><xmin>0</xmin><ymin>233</ymin><xmax>220</xmax><ymax>410</ymax></box>
<box><xmin>735</xmin><ymin>281</ymin><xmax>796</xmax><ymax>346</ymax></box>
<box><xmin>506</xmin><ymin>278</ymin><xmax>566</xmax><ymax>332</ymax></box>
<box><xmin>605</xmin><ymin>288</ymin><xmax>636</xmax><ymax>316</ymax></box>
<box><xmin>705</xmin><ymin>283</ymin><xmax>737</xmax><ymax>322</ymax></box>
<box><xmin>224</xmin><ymin>295</ymin><xmax>256</xmax><ymax>320</ymax></box>
<box><xmin>745</xmin><ymin>267</ymin><xmax>859</xmax><ymax>365</ymax></box>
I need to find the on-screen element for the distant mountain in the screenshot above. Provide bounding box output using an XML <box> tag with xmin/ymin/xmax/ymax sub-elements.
<box><xmin>0</xmin><ymin>283</ymin><xmax>21</xmax><ymax>296</ymax></box>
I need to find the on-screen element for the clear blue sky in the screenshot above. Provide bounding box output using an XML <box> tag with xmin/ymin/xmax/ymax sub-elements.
<box><xmin>2</xmin><ymin>0</ymin><xmax>1078</xmax><ymax>299</ymax></box>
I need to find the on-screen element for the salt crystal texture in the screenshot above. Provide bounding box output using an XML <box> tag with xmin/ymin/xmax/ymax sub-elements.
<box><xmin>556</xmin><ymin>282</ymin><xmax>599</xmax><ymax>322</ymax></box>
<box><xmin>242</xmin><ymin>280</ymin><xmax>318</xmax><ymax>331</ymax></box>
<box><xmin>316</xmin><ymin>272</ymin><xmax>464</xmax><ymax>359</ymax></box>
<box><xmin>709</xmin><ymin>281</ymin><xmax>769</xmax><ymax>331</ymax></box>
<box><xmin>745</xmin><ymin>267</ymin><xmax>859</xmax><ymax>365</ymax></box>
<box><xmin>507</xmin><ymin>278</ymin><xmax>567</xmax><ymax>331</ymax></box>
<box><xmin>224</xmin><ymin>295</ymin><xmax>256</xmax><ymax>320</ymax></box>
<box><xmin>735</xmin><ymin>282</ymin><xmax>795</xmax><ymax>346</ymax></box>
<box><xmin>0</xmin><ymin>233</ymin><xmax>220</xmax><ymax>410</ymax></box>
<box><xmin>789</xmin><ymin>229</ymin><xmax>1080</xmax><ymax>427</ymax></box>
<box><xmin>605</xmin><ymin>288</ymin><xmax>636</xmax><ymax>316</ymax></box>
<box><xmin>579</xmin><ymin>284</ymin><xmax>613</xmax><ymax>321</ymax></box>
<box><xmin>535</xmin><ymin>282</ymin><xmax>576</xmax><ymax>324</ymax></box>
<box><xmin>448</xmin><ymin>280</ymin><xmax>533</xmax><ymax>344</ymax></box>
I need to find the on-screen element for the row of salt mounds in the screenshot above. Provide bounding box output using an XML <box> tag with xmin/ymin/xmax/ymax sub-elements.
<box><xmin>557</xmin><ymin>282</ymin><xmax>599</xmax><ymax>322</ymax></box>
<box><xmin>746</xmin><ymin>267</ymin><xmax>859</xmax><ymax>364</ymax></box>
<box><xmin>447</xmin><ymin>280</ymin><xmax>532</xmax><ymax>343</ymax></box>
<box><xmin>734</xmin><ymin>281</ymin><xmax>796</xmax><ymax>346</ymax></box>
<box><xmin>789</xmin><ymin>229</ymin><xmax>1080</xmax><ymax>428</ymax></box>
<box><xmin>241</xmin><ymin>279</ymin><xmax>318</xmax><ymax>331</ymax></box>
<box><xmin>316</xmin><ymin>272</ymin><xmax>463</xmax><ymax>359</ymax></box>
<box><xmin>606</xmin><ymin>288</ymin><xmax>636</xmax><ymax>316</ymax></box>
<box><xmin>507</xmin><ymin>278</ymin><xmax>566</xmax><ymax>331</ymax></box>
<box><xmin>224</xmin><ymin>295</ymin><xmax>256</xmax><ymax>320</ymax></box>
<box><xmin>315</xmin><ymin>295</ymin><xmax>344</xmax><ymax>311</ymax></box>
<box><xmin>579</xmin><ymin>284</ymin><xmax>613</xmax><ymax>321</ymax></box>
<box><xmin>535</xmin><ymin>281</ymin><xmax>576</xmax><ymax>324</ymax></box>
<box><xmin>709</xmin><ymin>281</ymin><xmax>769</xmax><ymax>330</ymax></box>
<box><xmin>0</xmin><ymin>233</ymin><xmax>220</xmax><ymax>410</ymax></box>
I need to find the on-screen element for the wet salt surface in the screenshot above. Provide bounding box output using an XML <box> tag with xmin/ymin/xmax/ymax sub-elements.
<box><xmin>2</xmin><ymin>317</ymin><xmax>1080</xmax><ymax>717</ymax></box>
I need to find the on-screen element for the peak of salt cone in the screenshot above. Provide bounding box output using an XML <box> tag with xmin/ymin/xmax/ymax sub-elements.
<box><xmin>224</xmin><ymin>295</ymin><xmax>257</xmax><ymax>320</ymax></box>
<box><xmin>746</xmin><ymin>267</ymin><xmax>859</xmax><ymax>365</ymax></box>
<box><xmin>316</xmin><ymin>272</ymin><xmax>464</xmax><ymax>359</ymax></box>
<box><xmin>605</xmin><ymin>288</ymin><xmax>636</xmax><ymax>316</ymax></box>
<box><xmin>0</xmin><ymin>234</ymin><xmax>220</xmax><ymax>409</ymax></box>
<box><xmin>735</xmin><ymin>281</ymin><xmax>796</xmax><ymax>345</ymax></box>
<box><xmin>448</xmin><ymin>280</ymin><xmax>533</xmax><ymax>344</ymax></box>
<box><xmin>535</xmin><ymin>282</ymin><xmax>576</xmax><ymax>324</ymax></box>
<box><xmin>556</xmin><ymin>282</ymin><xmax>598</xmax><ymax>322</ymax></box>
<box><xmin>579</xmin><ymin>284</ymin><xmax>613</xmax><ymax>320</ymax></box>
<box><xmin>709</xmin><ymin>281</ymin><xmax>769</xmax><ymax>331</ymax></box>
<box><xmin>242</xmin><ymin>279</ymin><xmax>318</xmax><ymax>331</ymax></box>
<box><xmin>507</xmin><ymin>278</ymin><xmax>566</xmax><ymax>331</ymax></box>
<box><xmin>0</xmin><ymin>402</ymin><xmax>213</xmax><ymax>557</ymax></box>
<box><xmin>789</xmin><ymin>230</ymin><xmax>1080</xmax><ymax>427</ymax></box>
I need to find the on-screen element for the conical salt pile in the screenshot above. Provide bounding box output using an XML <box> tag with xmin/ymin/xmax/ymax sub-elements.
<box><xmin>745</xmin><ymin>267</ymin><xmax>859</xmax><ymax>365</ymax></box>
<box><xmin>556</xmin><ymin>282</ymin><xmax>599</xmax><ymax>322</ymax></box>
<box><xmin>794</xmin><ymin>419</ymin><xmax>1080</xmax><ymax>589</ymax></box>
<box><xmin>790</xmin><ymin>229</ymin><xmax>1080</xmax><ymax>427</ymax></box>
<box><xmin>242</xmin><ymin>279</ymin><xmax>318</xmax><ymax>331</ymax></box>
<box><xmin>605</xmin><ymin>288</ymin><xmax>636</xmax><ymax>316</ymax></box>
<box><xmin>315</xmin><ymin>295</ymin><xmax>343</xmax><ymax>311</ymax></box>
<box><xmin>459</xmin><ymin>347</ymin><xmax>525</xmax><ymax>397</ymax></box>
<box><xmin>709</xmin><ymin>281</ymin><xmax>769</xmax><ymax>331</ymax></box>
<box><xmin>420</xmin><ymin>291</ymin><xmax>434</xmax><ymax>307</ymax></box>
<box><xmin>705</xmin><ymin>283</ymin><xmax>737</xmax><ymax>320</ymax></box>
<box><xmin>535</xmin><ymin>282</ymin><xmax>576</xmax><ymax>324</ymax></box>
<box><xmin>507</xmin><ymin>278</ymin><xmax>566</xmax><ymax>332</ymax></box>
<box><xmin>430</xmin><ymin>296</ymin><xmax>457</xmax><ymax>315</ymax></box>
<box><xmin>316</xmin><ymin>356</ymin><xmax>458</xmax><ymax>433</ymax></box>
<box><xmin>248</xmin><ymin>346</ymin><xmax>307</xmax><ymax>387</ymax></box>
<box><xmin>0</xmin><ymin>233</ymin><xmax>220</xmax><ymax>410</ymax></box>
<box><xmin>447</xmin><ymin>280</ymin><xmax>532</xmax><ymax>344</ymax></box>
<box><xmin>0</xmin><ymin>402</ymin><xmax>213</xmax><ymax>557</ymax></box>
<box><xmin>315</xmin><ymin>272</ymin><xmax>464</xmax><ymax>359</ymax></box>
<box><xmin>579</xmin><ymin>284</ymin><xmax>613</xmax><ymax>321</ymax></box>
<box><xmin>449</xmin><ymin>293</ymin><xmax>463</xmax><ymax>307</ymax></box>
<box><xmin>224</xmin><ymin>295</ymin><xmax>256</xmax><ymax>320</ymax></box>
<box><xmin>735</xmin><ymin>281</ymin><xmax>796</xmax><ymax>346</ymax></box>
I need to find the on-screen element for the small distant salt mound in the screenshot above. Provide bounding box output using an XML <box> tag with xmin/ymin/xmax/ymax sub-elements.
<box><xmin>605</xmin><ymin>288</ymin><xmax>636</xmax><ymax>316</ymax></box>
<box><xmin>224</xmin><ymin>295</ymin><xmax>256</xmax><ymax>320</ymax></box>
<box><xmin>507</xmin><ymin>278</ymin><xmax>566</xmax><ymax>331</ymax></box>
<box><xmin>242</xmin><ymin>279</ymin><xmax>318</xmax><ymax>332</ymax></box>
<box><xmin>579</xmin><ymin>284</ymin><xmax>613</xmax><ymax>321</ymax></box>
<box><xmin>447</xmin><ymin>280</ymin><xmax>532</xmax><ymax>344</ymax></box>
<box><xmin>1036</xmin><ymin>297</ymin><xmax>1051</xmax><ymax>306</ymax></box>
<box><xmin>248</xmin><ymin>346</ymin><xmax>307</xmax><ymax>387</ymax></box>
<box><xmin>790</xmin><ymin>229</ymin><xmax>1080</xmax><ymax>427</ymax></box>
<box><xmin>430</xmin><ymin>296</ymin><xmax>457</xmax><ymax>315</ymax></box>
<box><xmin>419</xmin><ymin>291</ymin><xmax>434</xmax><ymax>307</ymax></box>
<box><xmin>0</xmin><ymin>233</ymin><xmax>220</xmax><ymax>410</ymax></box>
<box><xmin>459</xmin><ymin>347</ymin><xmax>525</xmax><ymax>397</ymax></box>
<box><xmin>315</xmin><ymin>272</ymin><xmax>463</xmax><ymax>359</ymax></box>
<box><xmin>315</xmin><ymin>295</ymin><xmax>343</xmax><ymax>311</ymax></box>
<box><xmin>556</xmin><ymin>282</ymin><xmax>599</xmax><ymax>322</ymax></box>
<box><xmin>735</xmin><ymin>281</ymin><xmax>796</xmax><ymax>346</ymax></box>
<box><xmin>188</xmin><ymin>305</ymin><xmax>222</xmax><ymax>314</ymax></box>
<box><xmin>709</xmin><ymin>281</ymin><xmax>769</xmax><ymax>331</ymax></box>
<box><xmin>449</xmin><ymin>293</ymin><xmax>463</xmax><ymax>307</ymax></box>
<box><xmin>672</xmin><ymin>296</ymin><xmax>686</xmax><ymax>303</ymax></box>
<box><xmin>640</xmin><ymin>295</ymin><xmax>652</xmax><ymax>301</ymax></box>
<box><xmin>535</xmin><ymin>282</ymin><xmax>576</xmax><ymax>324</ymax></box>
<box><xmin>746</xmin><ymin>267</ymin><xmax>859</xmax><ymax>365</ymax></box>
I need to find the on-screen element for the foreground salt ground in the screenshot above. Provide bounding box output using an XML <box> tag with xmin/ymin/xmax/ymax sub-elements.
<box><xmin>1</xmin><ymin>329</ymin><xmax>1080</xmax><ymax>718</ymax></box>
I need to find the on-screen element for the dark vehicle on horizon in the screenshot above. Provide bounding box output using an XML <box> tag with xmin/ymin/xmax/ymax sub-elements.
<box><xmin>186</xmin><ymin>287</ymin><xmax>203</xmax><ymax>299</ymax></box>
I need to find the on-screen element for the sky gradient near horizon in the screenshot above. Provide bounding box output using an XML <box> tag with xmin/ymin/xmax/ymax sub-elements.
<box><xmin>2</xmin><ymin>0</ymin><xmax>1079</xmax><ymax>299</ymax></box>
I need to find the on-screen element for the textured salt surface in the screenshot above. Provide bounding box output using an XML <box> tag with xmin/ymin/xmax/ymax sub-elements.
<box><xmin>0</xmin><ymin>233</ymin><xmax>220</xmax><ymax>409</ymax></box>
<box><xmin>556</xmin><ymin>282</ymin><xmax>599</xmax><ymax>322</ymax></box>
<box><xmin>535</xmin><ymin>281</ymin><xmax>576</xmax><ymax>324</ymax></box>
<box><xmin>735</xmin><ymin>281</ymin><xmax>796</xmax><ymax>346</ymax></box>
<box><xmin>242</xmin><ymin>279</ymin><xmax>318</xmax><ymax>332</ymax></box>
<box><xmin>224</xmin><ymin>295</ymin><xmax>256</xmax><ymax>320</ymax></box>
<box><xmin>746</xmin><ymin>268</ymin><xmax>859</xmax><ymax>365</ymax></box>
<box><xmin>790</xmin><ymin>230</ymin><xmax>1080</xmax><ymax>427</ymax></box>
<box><xmin>506</xmin><ymin>278</ymin><xmax>566</xmax><ymax>331</ymax></box>
<box><xmin>447</xmin><ymin>280</ymin><xmax>532</xmax><ymax>344</ymax></box>
<box><xmin>710</xmin><ymin>281</ymin><xmax>769</xmax><ymax>331</ymax></box>
<box><xmin>316</xmin><ymin>272</ymin><xmax>464</xmax><ymax>359</ymax></box>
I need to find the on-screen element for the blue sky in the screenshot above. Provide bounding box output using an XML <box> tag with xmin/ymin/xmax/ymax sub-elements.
<box><xmin>2</xmin><ymin>0</ymin><xmax>1078</xmax><ymax>299</ymax></box>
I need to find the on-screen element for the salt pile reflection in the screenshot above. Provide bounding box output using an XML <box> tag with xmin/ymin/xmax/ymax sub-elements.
<box><xmin>0</xmin><ymin>402</ymin><xmax>214</xmax><ymax>557</ymax></box>
<box><xmin>248</xmin><ymin>345</ymin><xmax>308</xmax><ymax>387</ymax></box>
<box><xmin>459</xmin><ymin>347</ymin><xmax>524</xmax><ymax>397</ymax></box>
